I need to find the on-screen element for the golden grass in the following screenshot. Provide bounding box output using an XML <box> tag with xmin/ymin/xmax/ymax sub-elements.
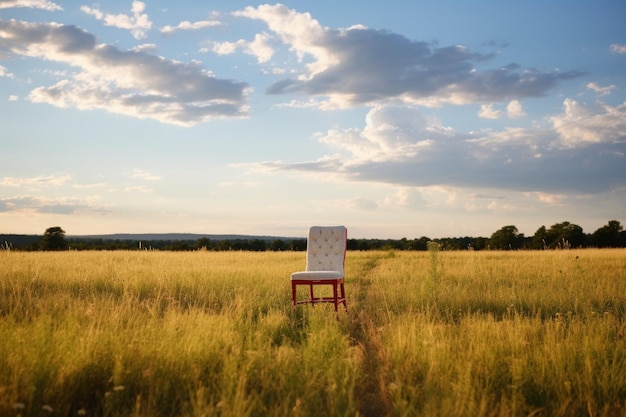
<box><xmin>1</xmin><ymin>249</ymin><xmax>625</xmax><ymax>416</ymax></box>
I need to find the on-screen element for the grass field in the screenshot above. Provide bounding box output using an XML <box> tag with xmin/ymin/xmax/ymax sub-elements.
<box><xmin>1</xmin><ymin>249</ymin><xmax>625</xmax><ymax>417</ymax></box>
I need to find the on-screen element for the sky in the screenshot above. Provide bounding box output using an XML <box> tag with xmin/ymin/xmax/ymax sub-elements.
<box><xmin>1</xmin><ymin>0</ymin><xmax>625</xmax><ymax>240</ymax></box>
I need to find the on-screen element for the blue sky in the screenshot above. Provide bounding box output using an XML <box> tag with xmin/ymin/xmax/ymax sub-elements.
<box><xmin>1</xmin><ymin>0</ymin><xmax>625</xmax><ymax>239</ymax></box>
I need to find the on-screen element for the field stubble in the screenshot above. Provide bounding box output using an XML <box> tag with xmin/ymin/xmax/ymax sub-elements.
<box><xmin>0</xmin><ymin>249</ymin><xmax>625</xmax><ymax>417</ymax></box>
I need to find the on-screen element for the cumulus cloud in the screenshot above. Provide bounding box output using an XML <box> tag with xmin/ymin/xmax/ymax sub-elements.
<box><xmin>0</xmin><ymin>0</ymin><xmax>61</xmax><ymax>11</ymax></box>
<box><xmin>550</xmin><ymin>99</ymin><xmax>626</xmax><ymax>147</ymax></box>
<box><xmin>478</xmin><ymin>101</ymin><xmax>525</xmax><ymax>119</ymax></box>
<box><xmin>0</xmin><ymin>173</ymin><xmax>110</xmax><ymax>215</ymax></box>
<box><xmin>610</xmin><ymin>43</ymin><xmax>626</xmax><ymax>54</ymax></box>
<box><xmin>0</xmin><ymin>195</ymin><xmax>108</xmax><ymax>214</ymax></box>
<box><xmin>0</xmin><ymin>64</ymin><xmax>14</xmax><ymax>78</ymax></box>
<box><xmin>81</xmin><ymin>1</ymin><xmax>152</xmax><ymax>40</ymax></box>
<box><xmin>0</xmin><ymin>19</ymin><xmax>249</xmax><ymax>125</ymax></box>
<box><xmin>587</xmin><ymin>82</ymin><xmax>616</xmax><ymax>97</ymax></box>
<box><xmin>209</xmin><ymin>32</ymin><xmax>275</xmax><ymax>63</ymax></box>
<box><xmin>507</xmin><ymin>100</ymin><xmax>526</xmax><ymax>118</ymax></box>
<box><xmin>479</xmin><ymin>104</ymin><xmax>502</xmax><ymax>119</ymax></box>
<box><xmin>240</xmin><ymin>103</ymin><xmax>626</xmax><ymax>194</ymax></box>
<box><xmin>236</xmin><ymin>4</ymin><xmax>584</xmax><ymax>108</ymax></box>
<box><xmin>1</xmin><ymin>174</ymin><xmax>72</xmax><ymax>187</ymax></box>
<box><xmin>160</xmin><ymin>18</ymin><xmax>221</xmax><ymax>34</ymax></box>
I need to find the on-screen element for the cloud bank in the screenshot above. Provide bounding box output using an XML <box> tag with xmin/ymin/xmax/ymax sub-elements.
<box><xmin>241</xmin><ymin>101</ymin><xmax>626</xmax><ymax>194</ymax></box>
<box><xmin>0</xmin><ymin>19</ymin><xmax>249</xmax><ymax>125</ymax></box>
<box><xmin>80</xmin><ymin>1</ymin><xmax>152</xmax><ymax>40</ymax></box>
<box><xmin>0</xmin><ymin>0</ymin><xmax>61</xmax><ymax>11</ymax></box>
<box><xmin>236</xmin><ymin>4</ymin><xmax>584</xmax><ymax>108</ymax></box>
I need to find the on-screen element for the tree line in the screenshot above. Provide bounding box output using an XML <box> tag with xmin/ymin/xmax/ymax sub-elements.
<box><xmin>2</xmin><ymin>220</ymin><xmax>624</xmax><ymax>252</ymax></box>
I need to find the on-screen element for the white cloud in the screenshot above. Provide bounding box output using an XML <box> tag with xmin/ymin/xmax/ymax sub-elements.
<box><xmin>236</xmin><ymin>4</ymin><xmax>583</xmax><ymax>108</ymax></box>
<box><xmin>478</xmin><ymin>104</ymin><xmax>502</xmax><ymax>119</ymax></box>
<box><xmin>131</xmin><ymin>43</ymin><xmax>157</xmax><ymax>52</ymax></box>
<box><xmin>125</xmin><ymin>186</ymin><xmax>152</xmax><ymax>193</ymax></box>
<box><xmin>0</xmin><ymin>194</ymin><xmax>107</xmax><ymax>214</ymax></box>
<box><xmin>550</xmin><ymin>99</ymin><xmax>626</xmax><ymax>146</ymax></box>
<box><xmin>8</xmin><ymin>95</ymin><xmax>19</xmax><ymax>101</ymax></box>
<box><xmin>587</xmin><ymin>82</ymin><xmax>616</xmax><ymax>97</ymax></box>
<box><xmin>234</xmin><ymin>4</ymin><xmax>332</xmax><ymax>71</ymax></box>
<box><xmin>80</xmin><ymin>1</ymin><xmax>152</xmax><ymax>40</ymax></box>
<box><xmin>209</xmin><ymin>32</ymin><xmax>275</xmax><ymax>63</ymax></box>
<box><xmin>610</xmin><ymin>43</ymin><xmax>626</xmax><ymax>54</ymax></box>
<box><xmin>73</xmin><ymin>182</ymin><xmax>106</xmax><ymax>189</ymax></box>
<box><xmin>523</xmin><ymin>191</ymin><xmax>567</xmax><ymax>205</ymax></box>
<box><xmin>0</xmin><ymin>0</ymin><xmax>61</xmax><ymax>11</ymax></box>
<box><xmin>211</xmin><ymin>39</ymin><xmax>247</xmax><ymax>55</ymax></box>
<box><xmin>1</xmin><ymin>174</ymin><xmax>72</xmax><ymax>187</ymax></box>
<box><xmin>0</xmin><ymin>19</ymin><xmax>249</xmax><ymax>125</ymax></box>
<box><xmin>318</xmin><ymin>104</ymin><xmax>443</xmax><ymax>162</ymax></box>
<box><xmin>0</xmin><ymin>64</ymin><xmax>14</xmax><ymax>78</ymax></box>
<box><xmin>247</xmin><ymin>32</ymin><xmax>274</xmax><ymax>63</ymax></box>
<box><xmin>160</xmin><ymin>19</ymin><xmax>221</xmax><ymax>34</ymax></box>
<box><xmin>130</xmin><ymin>169</ymin><xmax>161</xmax><ymax>181</ymax></box>
<box><xmin>240</xmin><ymin>102</ymin><xmax>626</xmax><ymax>194</ymax></box>
<box><xmin>506</xmin><ymin>100</ymin><xmax>526</xmax><ymax>118</ymax></box>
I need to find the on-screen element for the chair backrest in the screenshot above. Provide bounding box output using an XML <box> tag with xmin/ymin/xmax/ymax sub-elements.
<box><xmin>305</xmin><ymin>226</ymin><xmax>347</xmax><ymax>273</ymax></box>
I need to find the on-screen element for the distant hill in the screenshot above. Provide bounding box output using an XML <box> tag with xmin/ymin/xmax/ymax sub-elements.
<box><xmin>0</xmin><ymin>234</ymin><xmax>41</xmax><ymax>249</ymax></box>
<box><xmin>0</xmin><ymin>233</ymin><xmax>303</xmax><ymax>249</ymax></box>
<box><xmin>71</xmin><ymin>233</ymin><xmax>301</xmax><ymax>242</ymax></box>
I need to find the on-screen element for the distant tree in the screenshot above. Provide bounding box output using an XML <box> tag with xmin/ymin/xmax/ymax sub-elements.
<box><xmin>411</xmin><ymin>236</ymin><xmax>431</xmax><ymax>251</ymax></box>
<box><xmin>194</xmin><ymin>238</ymin><xmax>212</xmax><ymax>250</ymax></box>
<box><xmin>268</xmin><ymin>239</ymin><xmax>287</xmax><ymax>251</ymax></box>
<box><xmin>532</xmin><ymin>225</ymin><xmax>548</xmax><ymax>249</ymax></box>
<box><xmin>163</xmin><ymin>241</ymin><xmax>190</xmax><ymax>251</ymax></box>
<box><xmin>544</xmin><ymin>221</ymin><xmax>586</xmax><ymax>248</ymax></box>
<box><xmin>248</xmin><ymin>239</ymin><xmax>267</xmax><ymax>251</ymax></box>
<box><xmin>468</xmin><ymin>237</ymin><xmax>489</xmax><ymax>251</ymax></box>
<box><xmin>356</xmin><ymin>239</ymin><xmax>372</xmax><ymax>251</ymax></box>
<box><xmin>40</xmin><ymin>226</ymin><xmax>68</xmax><ymax>251</ymax></box>
<box><xmin>489</xmin><ymin>225</ymin><xmax>523</xmax><ymax>250</ymax></box>
<box><xmin>288</xmin><ymin>239</ymin><xmax>307</xmax><ymax>251</ymax></box>
<box><xmin>591</xmin><ymin>220</ymin><xmax>623</xmax><ymax>247</ymax></box>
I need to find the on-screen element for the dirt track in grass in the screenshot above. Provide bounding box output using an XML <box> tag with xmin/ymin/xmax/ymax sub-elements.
<box><xmin>347</xmin><ymin>255</ymin><xmax>393</xmax><ymax>417</ymax></box>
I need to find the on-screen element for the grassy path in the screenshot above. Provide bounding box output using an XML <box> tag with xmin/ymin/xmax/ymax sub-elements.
<box><xmin>347</xmin><ymin>254</ymin><xmax>393</xmax><ymax>417</ymax></box>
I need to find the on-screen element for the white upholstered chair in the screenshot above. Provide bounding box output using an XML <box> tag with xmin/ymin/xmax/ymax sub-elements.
<box><xmin>291</xmin><ymin>226</ymin><xmax>347</xmax><ymax>312</ymax></box>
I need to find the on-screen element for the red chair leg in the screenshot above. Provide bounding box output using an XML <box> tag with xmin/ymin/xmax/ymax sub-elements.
<box><xmin>340</xmin><ymin>282</ymin><xmax>347</xmax><ymax>310</ymax></box>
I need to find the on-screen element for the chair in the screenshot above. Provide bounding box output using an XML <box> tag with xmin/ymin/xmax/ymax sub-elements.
<box><xmin>291</xmin><ymin>226</ymin><xmax>347</xmax><ymax>312</ymax></box>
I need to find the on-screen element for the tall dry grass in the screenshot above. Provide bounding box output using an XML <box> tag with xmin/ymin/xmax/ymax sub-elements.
<box><xmin>1</xmin><ymin>249</ymin><xmax>625</xmax><ymax>416</ymax></box>
<box><xmin>357</xmin><ymin>249</ymin><xmax>626</xmax><ymax>417</ymax></box>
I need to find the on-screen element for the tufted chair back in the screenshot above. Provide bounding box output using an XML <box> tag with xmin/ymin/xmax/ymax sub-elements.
<box><xmin>305</xmin><ymin>226</ymin><xmax>347</xmax><ymax>273</ymax></box>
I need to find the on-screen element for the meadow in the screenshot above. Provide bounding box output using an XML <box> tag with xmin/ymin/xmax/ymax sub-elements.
<box><xmin>1</xmin><ymin>248</ymin><xmax>625</xmax><ymax>417</ymax></box>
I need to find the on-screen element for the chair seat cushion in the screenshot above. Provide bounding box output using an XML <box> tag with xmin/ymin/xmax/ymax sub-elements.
<box><xmin>291</xmin><ymin>270</ymin><xmax>343</xmax><ymax>280</ymax></box>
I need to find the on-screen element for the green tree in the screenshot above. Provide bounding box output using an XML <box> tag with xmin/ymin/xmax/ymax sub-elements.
<box><xmin>40</xmin><ymin>226</ymin><xmax>68</xmax><ymax>251</ymax></box>
<box><xmin>544</xmin><ymin>221</ymin><xmax>586</xmax><ymax>248</ymax></box>
<box><xmin>489</xmin><ymin>225</ymin><xmax>523</xmax><ymax>250</ymax></box>
<box><xmin>532</xmin><ymin>225</ymin><xmax>548</xmax><ymax>249</ymax></box>
<box><xmin>268</xmin><ymin>239</ymin><xmax>287</xmax><ymax>251</ymax></box>
<box><xmin>194</xmin><ymin>238</ymin><xmax>212</xmax><ymax>250</ymax></box>
<box><xmin>592</xmin><ymin>220</ymin><xmax>623</xmax><ymax>247</ymax></box>
<box><xmin>288</xmin><ymin>239</ymin><xmax>306</xmax><ymax>251</ymax></box>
